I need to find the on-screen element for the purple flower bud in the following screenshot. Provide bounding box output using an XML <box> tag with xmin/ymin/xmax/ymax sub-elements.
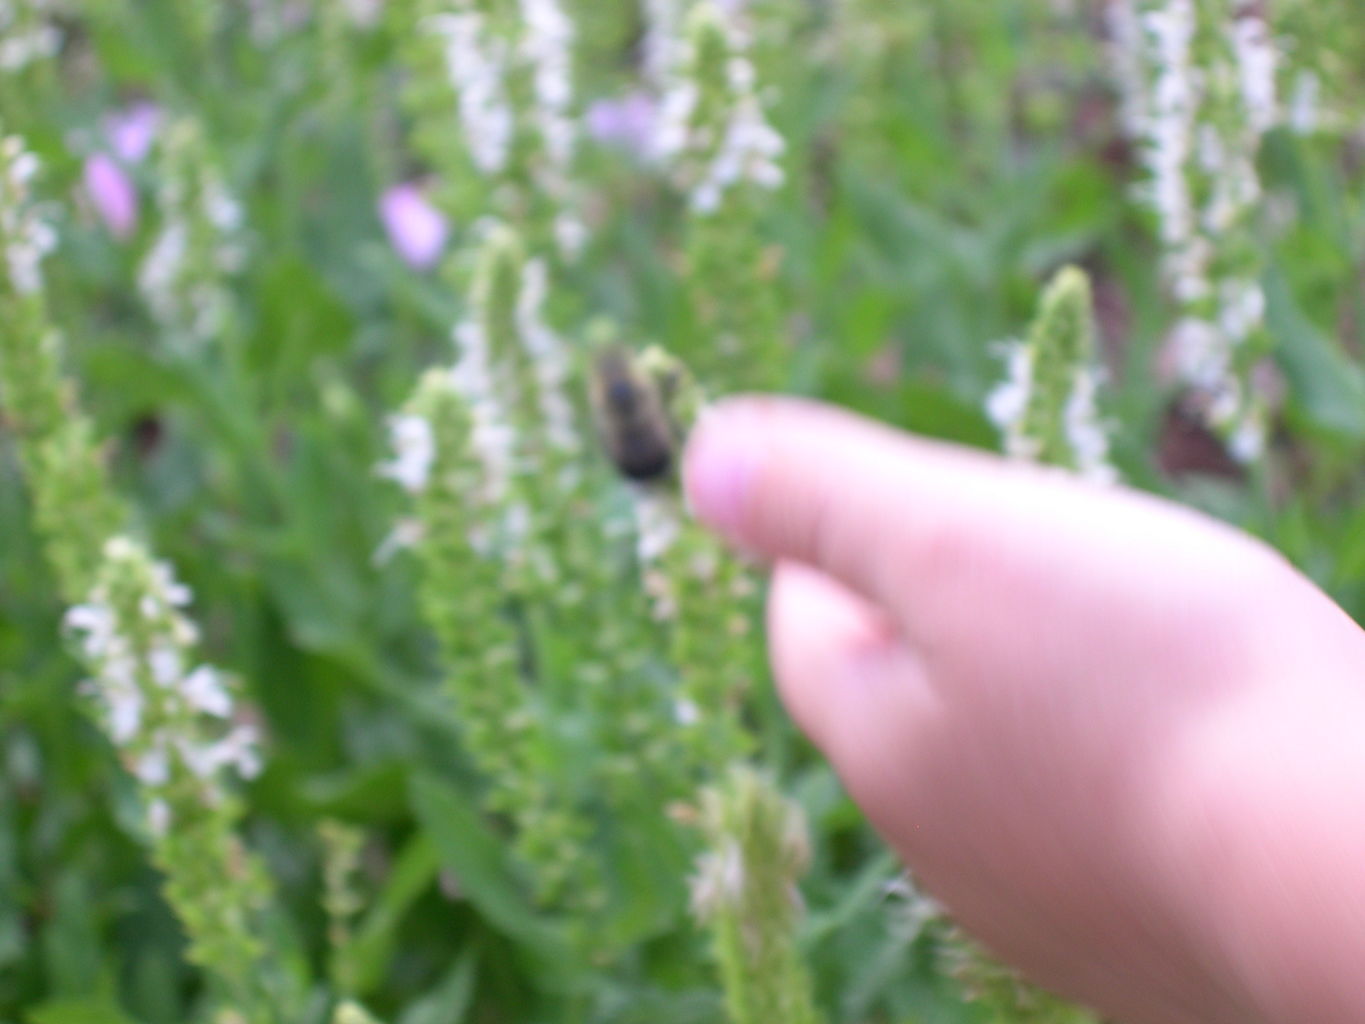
<box><xmin>378</xmin><ymin>183</ymin><xmax>449</xmax><ymax>271</ymax></box>
<box><xmin>84</xmin><ymin>153</ymin><xmax>138</xmax><ymax>239</ymax></box>
<box><xmin>105</xmin><ymin>102</ymin><xmax>161</xmax><ymax>165</ymax></box>
<box><xmin>585</xmin><ymin>92</ymin><xmax>658</xmax><ymax>160</ymax></box>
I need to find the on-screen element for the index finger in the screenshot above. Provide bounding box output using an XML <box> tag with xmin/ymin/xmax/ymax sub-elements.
<box><xmin>680</xmin><ymin>396</ymin><xmax>1269</xmax><ymax>646</ymax></box>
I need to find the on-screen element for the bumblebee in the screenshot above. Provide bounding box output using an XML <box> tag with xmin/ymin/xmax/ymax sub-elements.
<box><xmin>589</xmin><ymin>346</ymin><xmax>678</xmax><ymax>482</ymax></box>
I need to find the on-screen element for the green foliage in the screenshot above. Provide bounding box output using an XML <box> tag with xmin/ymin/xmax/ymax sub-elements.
<box><xmin>4</xmin><ymin>1</ymin><xmax>1365</xmax><ymax>1023</ymax></box>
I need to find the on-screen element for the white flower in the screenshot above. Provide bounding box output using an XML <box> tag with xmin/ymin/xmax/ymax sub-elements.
<box><xmin>427</xmin><ymin>2</ymin><xmax>585</xmax><ymax>256</ymax></box>
<box><xmin>203</xmin><ymin>180</ymin><xmax>244</xmax><ymax>237</ymax></box>
<box><xmin>380</xmin><ymin>413</ymin><xmax>437</xmax><ymax>494</ymax></box>
<box><xmin>450</xmin><ymin>321</ymin><xmax>517</xmax><ymax>508</ymax></box>
<box><xmin>1231</xmin><ymin>15</ymin><xmax>1277</xmax><ymax>135</ymax></box>
<box><xmin>0</xmin><ymin>1</ymin><xmax>60</xmax><ymax>72</ymax></box>
<box><xmin>138</xmin><ymin>221</ymin><xmax>189</xmax><ymax>324</ymax></box>
<box><xmin>65</xmin><ymin>536</ymin><xmax>262</xmax><ymax>808</ymax></box>
<box><xmin>1</xmin><ymin>135</ymin><xmax>57</xmax><ymax>295</ymax></box>
<box><xmin>1116</xmin><ymin>0</ymin><xmax>1277</xmax><ymax>463</ymax></box>
<box><xmin>883</xmin><ymin>872</ymin><xmax>943</xmax><ymax>940</ymax></box>
<box><xmin>1227</xmin><ymin>417</ymin><xmax>1265</xmax><ymax>463</ymax></box>
<box><xmin>515</xmin><ymin>259</ymin><xmax>578</xmax><ymax>454</ymax></box>
<box><xmin>1217</xmin><ymin>278</ymin><xmax>1265</xmax><ymax>343</ymax></box>
<box><xmin>180</xmin><ymin>723</ymin><xmax>263</xmax><ymax>782</ymax></box>
<box><xmin>104</xmin><ymin>676</ymin><xmax>145</xmax><ymax>745</ymax></box>
<box><xmin>151</xmin><ymin>561</ymin><xmax>193</xmax><ymax>607</ymax></box>
<box><xmin>133</xmin><ymin>747</ymin><xmax>171</xmax><ymax>786</ymax></box>
<box><xmin>633</xmin><ymin>488</ymin><xmax>681</xmax><ymax>564</ymax></box>
<box><xmin>1168</xmin><ymin>316</ymin><xmax>1224</xmax><ymax>389</ymax></box>
<box><xmin>520</xmin><ymin>0</ymin><xmax>575</xmax><ymax>168</ymax></box>
<box><xmin>1138</xmin><ymin>0</ymin><xmax>1197</xmax><ymax>256</ymax></box>
<box><xmin>633</xmin><ymin>488</ymin><xmax>683</xmax><ymax>619</ymax></box>
<box><xmin>640</xmin><ymin>0</ymin><xmax>683</xmax><ymax>87</ymax></box>
<box><xmin>689</xmin><ymin>840</ymin><xmax>745</xmax><ymax>919</ymax></box>
<box><xmin>692</xmin><ymin>91</ymin><xmax>785</xmax><ymax>213</ymax></box>
<box><xmin>148</xmin><ymin>644</ymin><xmax>183</xmax><ymax>688</ymax></box>
<box><xmin>986</xmin><ymin>337</ymin><xmax>1114</xmax><ymax>482</ymax></box>
<box><xmin>183</xmin><ymin>665</ymin><xmax>233</xmax><ymax>718</ymax></box>
<box><xmin>984</xmin><ymin>340</ymin><xmax>1039</xmax><ymax>461</ymax></box>
<box><xmin>65</xmin><ymin>602</ymin><xmax>117</xmax><ymax>657</ymax></box>
<box><xmin>1107</xmin><ymin>1</ymin><xmax>1148</xmax><ymax>138</ymax></box>
<box><xmin>146</xmin><ymin>798</ymin><xmax>171</xmax><ymax>836</ymax></box>
<box><xmin>652</xmin><ymin>79</ymin><xmax>698</xmax><ymax>163</ymax></box>
<box><xmin>635</xmin><ymin>566</ymin><xmax>673</xmax><ymax>620</ymax></box>
<box><xmin>1288</xmin><ymin>71</ymin><xmax>1321</xmax><ymax>135</ymax></box>
<box><xmin>136</xmin><ymin>121</ymin><xmax>245</xmax><ymax>346</ymax></box>
<box><xmin>552</xmin><ymin>213</ymin><xmax>587</xmax><ymax>258</ymax></box>
<box><xmin>428</xmin><ymin>12</ymin><xmax>514</xmax><ymax>175</ymax></box>
<box><xmin>1062</xmin><ymin>368</ymin><xmax>1116</xmax><ymax>485</ymax></box>
<box><xmin>656</xmin><ymin>12</ymin><xmax>785</xmax><ymax>212</ymax></box>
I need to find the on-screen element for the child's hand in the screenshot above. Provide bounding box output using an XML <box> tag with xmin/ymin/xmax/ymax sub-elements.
<box><xmin>683</xmin><ymin>396</ymin><xmax>1365</xmax><ymax>1024</ymax></box>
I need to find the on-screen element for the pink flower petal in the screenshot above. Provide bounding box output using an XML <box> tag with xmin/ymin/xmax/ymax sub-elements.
<box><xmin>84</xmin><ymin>153</ymin><xmax>138</xmax><ymax>240</ymax></box>
<box><xmin>586</xmin><ymin>91</ymin><xmax>657</xmax><ymax>159</ymax></box>
<box><xmin>378</xmin><ymin>184</ymin><xmax>449</xmax><ymax>271</ymax></box>
<box><xmin>105</xmin><ymin>102</ymin><xmax>161</xmax><ymax>165</ymax></box>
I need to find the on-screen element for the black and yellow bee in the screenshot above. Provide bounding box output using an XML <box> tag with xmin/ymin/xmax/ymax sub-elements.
<box><xmin>589</xmin><ymin>346</ymin><xmax>680</xmax><ymax>483</ymax></box>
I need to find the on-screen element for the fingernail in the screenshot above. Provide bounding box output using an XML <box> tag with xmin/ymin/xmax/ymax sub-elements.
<box><xmin>683</xmin><ymin>404</ymin><xmax>763</xmax><ymax>535</ymax></box>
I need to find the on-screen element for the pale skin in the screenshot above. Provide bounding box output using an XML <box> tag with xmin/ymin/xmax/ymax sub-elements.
<box><xmin>681</xmin><ymin>396</ymin><xmax>1365</xmax><ymax>1024</ymax></box>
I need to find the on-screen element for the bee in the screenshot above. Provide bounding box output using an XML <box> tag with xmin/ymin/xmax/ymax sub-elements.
<box><xmin>589</xmin><ymin>346</ymin><xmax>679</xmax><ymax>482</ymax></box>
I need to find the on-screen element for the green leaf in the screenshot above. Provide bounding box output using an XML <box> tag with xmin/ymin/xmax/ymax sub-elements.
<box><xmin>248</xmin><ymin>256</ymin><xmax>355</xmax><ymax>388</ymax></box>
<box><xmin>804</xmin><ymin>850</ymin><xmax>901</xmax><ymax>945</ymax></box>
<box><xmin>406</xmin><ymin>774</ymin><xmax>571</xmax><ymax>974</ymax></box>
<box><xmin>337</xmin><ymin>831</ymin><xmax>442</xmax><ymax>996</ymax></box>
<box><xmin>395</xmin><ymin>948</ymin><xmax>478</xmax><ymax>1024</ymax></box>
<box><xmin>301</xmin><ymin>761</ymin><xmax>412</xmax><ymax>821</ymax></box>
<box><xmin>1267</xmin><ymin>270</ymin><xmax>1365</xmax><ymax>442</ymax></box>
<box><xmin>39</xmin><ymin>873</ymin><xmax>104</xmax><ymax>998</ymax></box>
<box><xmin>25</xmin><ymin>997</ymin><xmax>139</xmax><ymax>1024</ymax></box>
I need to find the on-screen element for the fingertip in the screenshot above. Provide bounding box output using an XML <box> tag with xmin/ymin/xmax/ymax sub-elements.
<box><xmin>685</xmin><ymin>396</ymin><xmax>919</xmax><ymax>612</ymax></box>
<box><xmin>681</xmin><ymin>396</ymin><xmax>770</xmax><ymax>536</ymax></box>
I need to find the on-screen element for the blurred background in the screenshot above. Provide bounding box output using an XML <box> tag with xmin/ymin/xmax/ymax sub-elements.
<box><xmin>3</xmin><ymin>1</ymin><xmax>1365</xmax><ymax>1022</ymax></box>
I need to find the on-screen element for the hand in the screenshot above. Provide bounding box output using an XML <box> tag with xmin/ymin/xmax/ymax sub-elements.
<box><xmin>683</xmin><ymin>396</ymin><xmax>1365</xmax><ymax>1024</ymax></box>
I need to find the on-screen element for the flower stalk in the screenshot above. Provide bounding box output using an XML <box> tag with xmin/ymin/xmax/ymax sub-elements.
<box><xmin>319</xmin><ymin>819</ymin><xmax>368</xmax><ymax>996</ymax></box>
<box><xmin>401</xmin><ymin>0</ymin><xmax>586</xmax><ymax>258</ymax></box>
<box><xmin>656</xmin><ymin>1</ymin><xmax>787</xmax><ymax>390</ymax></box>
<box><xmin>1114</xmin><ymin>0</ymin><xmax>1279</xmax><ymax>461</ymax></box>
<box><xmin>2</xmin><ymin>128</ymin><xmax>284</xmax><ymax>1024</ymax></box>
<box><xmin>986</xmin><ymin>265</ymin><xmax>1115</xmax><ymax>483</ymax></box>
<box><xmin>139</xmin><ymin>117</ymin><xmax>246</xmax><ymax>351</ymax></box>
<box><xmin>391</xmin><ymin>359</ymin><xmax>602</xmax><ymax>910</ymax></box>
<box><xmin>687</xmin><ymin>766</ymin><xmax>822</xmax><ymax>1024</ymax></box>
<box><xmin>1</xmin><ymin>132</ymin><xmax>124</xmax><ymax>600</ymax></box>
<box><xmin>65</xmin><ymin>538</ymin><xmax>275</xmax><ymax>1019</ymax></box>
